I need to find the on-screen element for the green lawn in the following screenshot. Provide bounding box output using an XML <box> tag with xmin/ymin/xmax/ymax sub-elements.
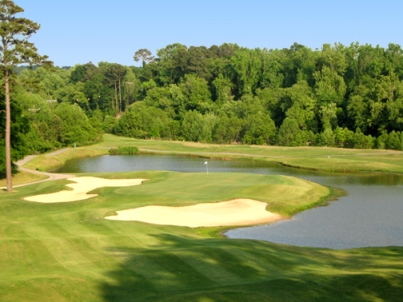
<box><xmin>1</xmin><ymin>170</ymin><xmax>402</xmax><ymax>301</ymax></box>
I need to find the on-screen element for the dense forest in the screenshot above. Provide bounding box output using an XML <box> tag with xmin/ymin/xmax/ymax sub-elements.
<box><xmin>2</xmin><ymin>42</ymin><xmax>403</xmax><ymax>172</ymax></box>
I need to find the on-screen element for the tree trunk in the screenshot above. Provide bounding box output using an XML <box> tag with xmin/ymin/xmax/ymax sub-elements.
<box><xmin>4</xmin><ymin>68</ymin><xmax>13</xmax><ymax>192</ymax></box>
<box><xmin>118</xmin><ymin>76</ymin><xmax>122</xmax><ymax>112</ymax></box>
<box><xmin>114</xmin><ymin>81</ymin><xmax>118</xmax><ymax>113</ymax></box>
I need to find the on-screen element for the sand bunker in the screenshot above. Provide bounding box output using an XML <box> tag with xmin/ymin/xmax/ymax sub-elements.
<box><xmin>24</xmin><ymin>177</ymin><xmax>147</xmax><ymax>203</ymax></box>
<box><xmin>105</xmin><ymin>199</ymin><xmax>284</xmax><ymax>228</ymax></box>
<box><xmin>24</xmin><ymin>176</ymin><xmax>283</xmax><ymax>228</ymax></box>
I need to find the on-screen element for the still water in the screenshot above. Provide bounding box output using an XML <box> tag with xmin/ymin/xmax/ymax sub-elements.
<box><xmin>58</xmin><ymin>155</ymin><xmax>403</xmax><ymax>249</ymax></box>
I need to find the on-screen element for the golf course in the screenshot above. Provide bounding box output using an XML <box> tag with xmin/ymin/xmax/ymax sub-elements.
<box><xmin>1</xmin><ymin>134</ymin><xmax>403</xmax><ymax>301</ymax></box>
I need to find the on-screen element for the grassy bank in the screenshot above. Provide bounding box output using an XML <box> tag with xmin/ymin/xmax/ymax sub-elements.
<box><xmin>18</xmin><ymin>134</ymin><xmax>403</xmax><ymax>175</ymax></box>
<box><xmin>23</xmin><ymin>148</ymin><xmax>107</xmax><ymax>172</ymax></box>
<box><xmin>0</xmin><ymin>171</ymin><xmax>47</xmax><ymax>187</ymax></box>
<box><xmin>0</xmin><ymin>171</ymin><xmax>402</xmax><ymax>301</ymax></box>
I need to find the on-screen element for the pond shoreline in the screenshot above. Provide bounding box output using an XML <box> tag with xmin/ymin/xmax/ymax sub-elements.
<box><xmin>49</xmin><ymin>153</ymin><xmax>403</xmax><ymax>249</ymax></box>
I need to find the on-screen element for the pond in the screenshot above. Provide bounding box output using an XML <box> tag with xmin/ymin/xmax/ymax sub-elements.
<box><xmin>57</xmin><ymin>154</ymin><xmax>403</xmax><ymax>249</ymax></box>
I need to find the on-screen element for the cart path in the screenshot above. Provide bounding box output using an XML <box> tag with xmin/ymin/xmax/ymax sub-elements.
<box><xmin>13</xmin><ymin>148</ymin><xmax>75</xmax><ymax>188</ymax></box>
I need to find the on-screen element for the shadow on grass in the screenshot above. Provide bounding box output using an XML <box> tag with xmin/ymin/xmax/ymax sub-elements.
<box><xmin>100</xmin><ymin>234</ymin><xmax>403</xmax><ymax>302</ymax></box>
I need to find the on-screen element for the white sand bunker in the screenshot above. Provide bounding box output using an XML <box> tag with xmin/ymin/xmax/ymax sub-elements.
<box><xmin>105</xmin><ymin>199</ymin><xmax>284</xmax><ymax>228</ymax></box>
<box><xmin>24</xmin><ymin>177</ymin><xmax>147</xmax><ymax>203</ymax></box>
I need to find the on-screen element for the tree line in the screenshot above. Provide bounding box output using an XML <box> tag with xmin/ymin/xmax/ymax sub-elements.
<box><xmin>117</xmin><ymin>42</ymin><xmax>403</xmax><ymax>150</ymax></box>
<box><xmin>3</xmin><ymin>42</ymin><xmax>403</xmax><ymax>170</ymax></box>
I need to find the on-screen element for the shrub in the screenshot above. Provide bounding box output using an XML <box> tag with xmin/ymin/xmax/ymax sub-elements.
<box><xmin>108</xmin><ymin>146</ymin><xmax>139</xmax><ymax>155</ymax></box>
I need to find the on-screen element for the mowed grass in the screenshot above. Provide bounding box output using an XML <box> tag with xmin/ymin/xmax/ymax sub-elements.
<box><xmin>1</xmin><ymin>171</ymin><xmax>402</xmax><ymax>301</ymax></box>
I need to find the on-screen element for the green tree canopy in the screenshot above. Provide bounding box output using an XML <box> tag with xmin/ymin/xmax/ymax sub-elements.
<box><xmin>1</xmin><ymin>0</ymin><xmax>51</xmax><ymax>191</ymax></box>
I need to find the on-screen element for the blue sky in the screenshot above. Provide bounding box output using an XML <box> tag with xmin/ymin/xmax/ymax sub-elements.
<box><xmin>15</xmin><ymin>0</ymin><xmax>403</xmax><ymax>67</ymax></box>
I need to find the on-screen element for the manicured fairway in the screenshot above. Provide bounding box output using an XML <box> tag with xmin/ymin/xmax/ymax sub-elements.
<box><xmin>1</xmin><ymin>170</ymin><xmax>402</xmax><ymax>301</ymax></box>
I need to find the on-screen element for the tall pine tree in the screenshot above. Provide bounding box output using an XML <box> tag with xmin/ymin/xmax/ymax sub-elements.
<box><xmin>0</xmin><ymin>0</ymin><xmax>51</xmax><ymax>191</ymax></box>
